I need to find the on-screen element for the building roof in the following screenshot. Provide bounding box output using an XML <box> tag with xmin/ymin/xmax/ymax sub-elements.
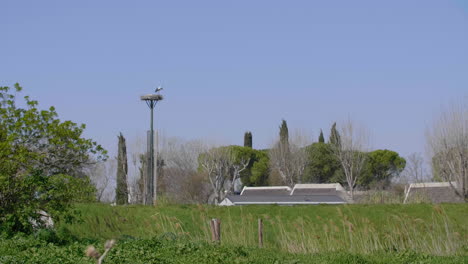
<box><xmin>404</xmin><ymin>182</ymin><xmax>463</xmax><ymax>203</ymax></box>
<box><xmin>221</xmin><ymin>183</ymin><xmax>351</xmax><ymax>206</ymax></box>
<box><xmin>240</xmin><ymin>186</ymin><xmax>291</xmax><ymax>196</ymax></box>
<box><xmin>292</xmin><ymin>183</ymin><xmax>345</xmax><ymax>190</ymax></box>
<box><xmin>408</xmin><ymin>182</ymin><xmax>455</xmax><ymax>188</ymax></box>
<box><xmin>290</xmin><ymin>183</ymin><xmax>345</xmax><ymax>196</ymax></box>
<box><xmin>224</xmin><ymin>194</ymin><xmax>345</xmax><ymax>205</ymax></box>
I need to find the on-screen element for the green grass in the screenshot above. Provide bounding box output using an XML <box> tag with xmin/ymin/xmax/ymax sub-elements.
<box><xmin>60</xmin><ymin>203</ymin><xmax>468</xmax><ymax>255</ymax></box>
<box><xmin>1</xmin><ymin>235</ymin><xmax>467</xmax><ymax>264</ymax></box>
<box><xmin>2</xmin><ymin>203</ymin><xmax>467</xmax><ymax>263</ymax></box>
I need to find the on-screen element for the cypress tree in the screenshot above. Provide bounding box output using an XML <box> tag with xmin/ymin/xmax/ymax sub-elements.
<box><xmin>318</xmin><ymin>129</ymin><xmax>325</xmax><ymax>143</ymax></box>
<box><xmin>116</xmin><ymin>133</ymin><xmax>129</xmax><ymax>204</ymax></box>
<box><xmin>244</xmin><ymin>131</ymin><xmax>253</xmax><ymax>148</ymax></box>
<box><xmin>136</xmin><ymin>153</ymin><xmax>146</xmax><ymax>204</ymax></box>
<box><xmin>329</xmin><ymin>122</ymin><xmax>341</xmax><ymax>148</ymax></box>
<box><xmin>279</xmin><ymin>119</ymin><xmax>289</xmax><ymax>146</ymax></box>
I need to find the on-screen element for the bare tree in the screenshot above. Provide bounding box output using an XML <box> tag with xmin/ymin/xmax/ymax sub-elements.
<box><xmin>158</xmin><ymin>137</ymin><xmax>211</xmax><ymax>203</ymax></box>
<box><xmin>126</xmin><ymin>135</ymin><xmax>147</xmax><ymax>204</ymax></box>
<box><xmin>330</xmin><ymin>120</ymin><xmax>369</xmax><ymax>199</ymax></box>
<box><xmin>229</xmin><ymin>156</ymin><xmax>250</xmax><ymax>193</ymax></box>
<box><xmin>427</xmin><ymin>102</ymin><xmax>468</xmax><ymax>201</ymax></box>
<box><xmin>128</xmin><ymin>152</ymin><xmax>142</xmax><ymax>204</ymax></box>
<box><xmin>198</xmin><ymin>146</ymin><xmax>251</xmax><ymax>204</ymax></box>
<box><xmin>126</xmin><ymin>134</ymin><xmax>213</xmax><ymax>204</ymax></box>
<box><xmin>269</xmin><ymin>129</ymin><xmax>310</xmax><ymax>186</ymax></box>
<box><xmin>400</xmin><ymin>153</ymin><xmax>427</xmax><ymax>184</ymax></box>
<box><xmin>199</xmin><ymin>147</ymin><xmax>234</xmax><ymax>204</ymax></box>
<box><xmin>87</xmin><ymin>159</ymin><xmax>116</xmax><ymax>202</ymax></box>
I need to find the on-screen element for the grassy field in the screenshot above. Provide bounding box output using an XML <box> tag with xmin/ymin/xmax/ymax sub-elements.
<box><xmin>61</xmin><ymin>203</ymin><xmax>468</xmax><ymax>255</ymax></box>
<box><xmin>2</xmin><ymin>203</ymin><xmax>467</xmax><ymax>263</ymax></box>
<box><xmin>1</xmin><ymin>235</ymin><xmax>467</xmax><ymax>264</ymax></box>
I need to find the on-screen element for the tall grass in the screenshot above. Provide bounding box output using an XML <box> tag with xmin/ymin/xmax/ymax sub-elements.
<box><xmin>64</xmin><ymin>203</ymin><xmax>467</xmax><ymax>255</ymax></box>
<box><xmin>267</xmin><ymin>206</ymin><xmax>463</xmax><ymax>254</ymax></box>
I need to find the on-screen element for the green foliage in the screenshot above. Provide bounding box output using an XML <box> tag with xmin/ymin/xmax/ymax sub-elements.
<box><xmin>0</xmin><ymin>84</ymin><xmax>107</xmax><ymax>177</ymax></box>
<box><xmin>318</xmin><ymin>129</ymin><xmax>325</xmax><ymax>143</ymax></box>
<box><xmin>34</xmin><ymin>226</ymin><xmax>77</xmax><ymax>245</ymax></box>
<box><xmin>0</xmin><ymin>84</ymin><xmax>105</xmax><ymax>235</ymax></box>
<box><xmin>198</xmin><ymin>145</ymin><xmax>270</xmax><ymax>187</ymax></box>
<box><xmin>359</xmin><ymin>150</ymin><xmax>406</xmax><ymax>189</ymax></box>
<box><xmin>227</xmin><ymin>145</ymin><xmax>270</xmax><ymax>186</ymax></box>
<box><xmin>2</xmin><ymin>235</ymin><xmax>466</xmax><ymax>264</ymax></box>
<box><xmin>279</xmin><ymin>119</ymin><xmax>289</xmax><ymax>147</ymax></box>
<box><xmin>244</xmin><ymin>131</ymin><xmax>253</xmax><ymax>148</ymax></box>
<box><xmin>329</xmin><ymin>122</ymin><xmax>341</xmax><ymax>148</ymax></box>
<box><xmin>116</xmin><ymin>133</ymin><xmax>129</xmax><ymax>205</ymax></box>
<box><xmin>249</xmin><ymin>154</ymin><xmax>270</xmax><ymax>186</ymax></box>
<box><xmin>303</xmin><ymin>142</ymin><xmax>405</xmax><ymax>190</ymax></box>
<box><xmin>0</xmin><ymin>173</ymin><xmax>94</xmax><ymax>235</ymax></box>
<box><xmin>303</xmin><ymin>142</ymin><xmax>343</xmax><ymax>183</ymax></box>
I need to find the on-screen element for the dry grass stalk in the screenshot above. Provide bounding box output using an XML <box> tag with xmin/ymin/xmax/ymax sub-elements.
<box><xmin>85</xmin><ymin>239</ymin><xmax>116</xmax><ymax>264</ymax></box>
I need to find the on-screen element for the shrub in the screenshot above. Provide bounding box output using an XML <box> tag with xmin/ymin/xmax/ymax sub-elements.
<box><xmin>0</xmin><ymin>84</ymin><xmax>106</xmax><ymax>236</ymax></box>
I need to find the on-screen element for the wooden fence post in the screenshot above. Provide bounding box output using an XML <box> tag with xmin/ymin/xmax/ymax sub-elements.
<box><xmin>210</xmin><ymin>219</ymin><xmax>216</xmax><ymax>242</ymax></box>
<box><xmin>210</xmin><ymin>218</ymin><xmax>221</xmax><ymax>243</ymax></box>
<box><xmin>258</xmin><ymin>218</ymin><xmax>263</xmax><ymax>248</ymax></box>
<box><xmin>216</xmin><ymin>218</ymin><xmax>221</xmax><ymax>242</ymax></box>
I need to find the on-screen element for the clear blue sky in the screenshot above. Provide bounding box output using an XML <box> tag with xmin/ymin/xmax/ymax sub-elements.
<box><xmin>2</xmin><ymin>0</ymin><xmax>468</xmax><ymax>159</ymax></box>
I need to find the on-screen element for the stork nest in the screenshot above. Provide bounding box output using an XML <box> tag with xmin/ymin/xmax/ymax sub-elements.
<box><xmin>140</xmin><ymin>94</ymin><xmax>164</xmax><ymax>101</ymax></box>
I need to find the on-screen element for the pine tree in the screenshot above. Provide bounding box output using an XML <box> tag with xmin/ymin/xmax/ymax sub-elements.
<box><xmin>244</xmin><ymin>131</ymin><xmax>253</xmax><ymax>148</ymax></box>
<box><xmin>329</xmin><ymin>122</ymin><xmax>341</xmax><ymax>148</ymax></box>
<box><xmin>116</xmin><ymin>133</ymin><xmax>129</xmax><ymax>204</ymax></box>
<box><xmin>318</xmin><ymin>129</ymin><xmax>325</xmax><ymax>143</ymax></box>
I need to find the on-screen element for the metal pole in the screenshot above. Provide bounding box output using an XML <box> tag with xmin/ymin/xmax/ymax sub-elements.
<box><xmin>140</xmin><ymin>92</ymin><xmax>163</xmax><ymax>206</ymax></box>
<box><xmin>150</xmin><ymin>102</ymin><xmax>154</xmax><ymax>204</ymax></box>
<box><xmin>145</xmin><ymin>131</ymin><xmax>150</xmax><ymax>205</ymax></box>
<box><xmin>154</xmin><ymin>130</ymin><xmax>158</xmax><ymax>205</ymax></box>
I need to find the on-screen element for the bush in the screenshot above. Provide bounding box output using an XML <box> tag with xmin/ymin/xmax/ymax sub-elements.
<box><xmin>34</xmin><ymin>226</ymin><xmax>77</xmax><ymax>245</ymax></box>
<box><xmin>0</xmin><ymin>172</ymin><xmax>96</xmax><ymax>236</ymax></box>
<box><xmin>0</xmin><ymin>84</ymin><xmax>106</xmax><ymax>236</ymax></box>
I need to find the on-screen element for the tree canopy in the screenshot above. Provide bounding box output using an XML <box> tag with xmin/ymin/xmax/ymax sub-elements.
<box><xmin>303</xmin><ymin>142</ymin><xmax>342</xmax><ymax>184</ymax></box>
<box><xmin>244</xmin><ymin>131</ymin><xmax>253</xmax><ymax>148</ymax></box>
<box><xmin>329</xmin><ymin>122</ymin><xmax>341</xmax><ymax>148</ymax></box>
<box><xmin>0</xmin><ymin>84</ymin><xmax>107</xmax><ymax>177</ymax></box>
<box><xmin>0</xmin><ymin>84</ymin><xmax>107</xmax><ymax>234</ymax></box>
<box><xmin>359</xmin><ymin>149</ymin><xmax>406</xmax><ymax>189</ymax></box>
<box><xmin>279</xmin><ymin>119</ymin><xmax>289</xmax><ymax>147</ymax></box>
<box><xmin>229</xmin><ymin>146</ymin><xmax>269</xmax><ymax>187</ymax></box>
<box><xmin>318</xmin><ymin>130</ymin><xmax>325</xmax><ymax>143</ymax></box>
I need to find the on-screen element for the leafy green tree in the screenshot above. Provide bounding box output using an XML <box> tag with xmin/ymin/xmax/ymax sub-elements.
<box><xmin>249</xmin><ymin>154</ymin><xmax>269</xmax><ymax>186</ymax></box>
<box><xmin>244</xmin><ymin>131</ymin><xmax>252</xmax><ymax>148</ymax></box>
<box><xmin>230</xmin><ymin>146</ymin><xmax>269</xmax><ymax>186</ymax></box>
<box><xmin>0</xmin><ymin>84</ymin><xmax>107</xmax><ymax>177</ymax></box>
<box><xmin>359</xmin><ymin>149</ymin><xmax>406</xmax><ymax>189</ymax></box>
<box><xmin>280</xmin><ymin>119</ymin><xmax>289</xmax><ymax>147</ymax></box>
<box><xmin>329</xmin><ymin>122</ymin><xmax>341</xmax><ymax>148</ymax></box>
<box><xmin>116</xmin><ymin>133</ymin><xmax>129</xmax><ymax>204</ymax></box>
<box><xmin>303</xmin><ymin>142</ymin><xmax>342</xmax><ymax>183</ymax></box>
<box><xmin>318</xmin><ymin>130</ymin><xmax>325</xmax><ymax>143</ymax></box>
<box><xmin>0</xmin><ymin>84</ymin><xmax>107</xmax><ymax>235</ymax></box>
